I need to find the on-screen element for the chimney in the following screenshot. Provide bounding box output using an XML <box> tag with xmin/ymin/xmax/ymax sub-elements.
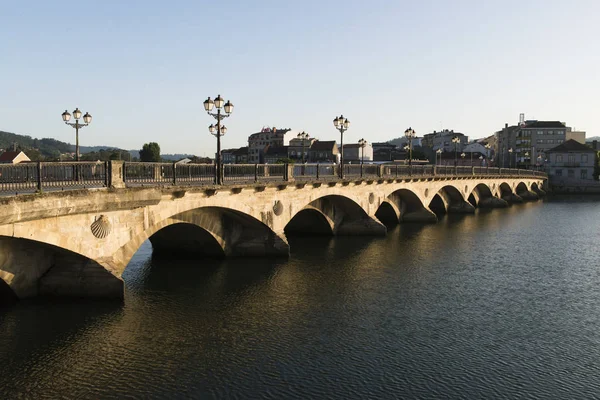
<box><xmin>505</xmin><ymin>123</ymin><xmax>508</xmax><ymax>129</ymax></box>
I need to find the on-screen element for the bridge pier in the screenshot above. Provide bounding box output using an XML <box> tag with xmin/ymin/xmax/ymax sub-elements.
<box><xmin>335</xmin><ymin>216</ymin><xmax>387</xmax><ymax>236</ymax></box>
<box><xmin>447</xmin><ymin>201</ymin><xmax>476</xmax><ymax>214</ymax></box>
<box><xmin>518</xmin><ymin>190</ymin><xmax>540</xmax><ymax>201</ymax></box>
<box><xmin>39</xmin><ymin>258</ymin><xmax>124</xmax><ymax>300</ymax></box>
<box><xmin>532</xmin><ymin>186</ymin><xmax>546</xmax><ymax>197</ymax></box>
<box><xmin>478</xmin><ymin>196</ymin><xmax>509</xmax><ymax>208</ymax></box>
<box><xmin>502</xmin><ymin>193</ymin><xmax>524</xmax><ymax>204</ymax></box>
<box><xmin>400</xmin><ymin>208</ymin><xmax>438</xmax><ymax>223</ymax></box>
<box><xmin>0</xmin><ymin>237</ymin><xmax>123</xmax><ymax>302</ymax></box>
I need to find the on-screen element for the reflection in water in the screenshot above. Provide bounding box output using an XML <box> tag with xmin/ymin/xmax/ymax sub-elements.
<box><xmin>2</xmin><ymin>199</ymin><xmax>600</xmax><ymax>398</ymax></box>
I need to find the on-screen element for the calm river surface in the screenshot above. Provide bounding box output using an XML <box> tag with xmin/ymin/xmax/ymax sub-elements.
<box><xmin>2</xmin><ymin>197</ymin><xmax>600</xmax><ymax>399</ymax></box>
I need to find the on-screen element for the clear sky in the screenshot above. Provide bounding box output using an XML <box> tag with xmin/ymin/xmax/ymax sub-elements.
<box><xmin>1</xmin><ymin>0</ymin><xmax>598</xmax><ymax>154</ymax></box>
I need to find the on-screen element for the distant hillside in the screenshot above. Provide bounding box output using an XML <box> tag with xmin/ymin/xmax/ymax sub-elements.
<box><xmin>586</xmin><ymin>136</ymin><xmax>600</xmax><ymax>142</ymax></box>
<box><xmin>0</xmin><ymin>130</ymin><xmax>196</xmax><ymax>161</ymax></box>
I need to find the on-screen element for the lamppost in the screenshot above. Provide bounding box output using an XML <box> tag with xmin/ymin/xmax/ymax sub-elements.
<box><xmin>404</xmin><ymin>127</ymin><xmax>415</xmax><ymax>172</ymax></box>
<box><xmin>297</xmin><ymin>131</ymin><xmax>309</xmax><ymax>163</ymax></box>
<box><xmin>61</xmin><ymin>108</ymin><xmax>92</xmax><ymax>161</ymax></box>
<box><xmin>508</xmin><ymin>147</ymin><xmax>513</xmax><ymax>168</ymax></box>
<box><xmin>333</xmin><ymin>115</ymin><xmax>350</xmax><ymax>179</ymax></box>
<box><xmin>461</xmin><ymin>152</ymin><xmax>466</xmax><ymax>166</ymax></box>
<box><xmin>485</xmin><ymin>142</ymin><xmax>491</xmax><ymax>161</ymax></box>
<box><xmin>204</xmin><ymin>94</ymin><xmax>234</xmax><ymax>185</ymax></box>
<box><xmin>524</xmin><ymin>151</ymin><xmax>530</xmax><ymax>169</ymax></box>
<box><xmin>537</xmin><ymin>154</ymin><xmax>542</xmax><ymax>171</ymax></box>
<box><xmin>479</xmin><ymin>155</ymin><xmax>483</xmax><ymax>166</ymax></box>
<box><xmin>452</xmin><ymin>136</ymin><xmax>460</xmax><ymax>166</ymax></box>
<box><xmin>358</xmin><ymin>138</ymin><xmax>367</xmax><ymax>177</ymax></box>
<box><xmin>436</xmin><ymin>148</ymin><xmax>442</xmax><ymax>166</ymax></box>
<box><xmin>403</xmin><ymin>144</ymin><xmax>409</xmax><ymax>165</ymax></box>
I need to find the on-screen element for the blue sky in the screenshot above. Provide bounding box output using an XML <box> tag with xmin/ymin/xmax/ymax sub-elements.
<box><xmin>1</xmin><ymin>0</ymin><xmax>598</xmax><ymax>154</ymax></box>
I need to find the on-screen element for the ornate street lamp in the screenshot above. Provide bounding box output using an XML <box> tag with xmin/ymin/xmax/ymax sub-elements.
<box><xmin>204</xmin><ymin>94</ymin><xmax>233</xmax><ymax>184</ymax></box>
<box><xmin>479</xmin><ymin>155</ymin><xmax>483</xmax><ymax>166</ymax></box>
<box><xmin>61</xmin><ymin>108</ymin><xmax>92</xmax><ymax>161</ymax></box>
<box><xmin>358</xmin><ymin>138</ymin><xmax>367</xmax><ymax>177</ymax></box>
<box><xmin>436</xmin><ymin>148</ymin><xmax>442</xmax><ymax>166</ymax></box>
<box><xmin>333</xmin><ymin>115</ymin><xmax>350</xmax><ymax>178</ymax></box>
<box><xmin>297</xmin><ymin>131</ymin><xmax>309</xmax><ymax>163</ymax></box>
<box><xmin>461</xmin><ymin>152</ymin><xmax>466</xmax><ymax>166</ymax></box>
<box><xmin>524</xmin><ymin>151</ymin><xmax>530</xmax><ymax>169</ymax></box>
<box><xmin>508</xmin><ymin>147</ymin><xmax>513</xmax><ymax>168</ymax></box>
<box><xmin>485</xmin><ymin>142</ymin><xmax>491</xmax><ymax>160</ymax></box>
<box><xmin>452</xmin><ymin>136</ymin><xmax>460</xmax><ymax>166</ymax></box>
<box><xmin>404</xmin><ymin>127</ymin><xmax>416</xmax><ymax>171</ymax></box>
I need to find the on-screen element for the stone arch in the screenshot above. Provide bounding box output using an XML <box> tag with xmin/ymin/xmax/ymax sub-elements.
<box><xmin>285</xmin><ymin>206</ymin><xmax>335</xmax><ymax>235</ymax></box>
<box><xmin>428</xmin><ymin>193</ymin><xmax>447</xmax><ymax>216</ymax></box>
<box><xmin>149</xmin><ymin>222</ymin><xmax>225</xmax><ymax>258</ymax></box>
<box><xmin>0</xmin><ymin>236</ymin><xmax>123</xmax><ymax>302</ymax></box>
<box><xmin>516</xmin><ymin>182</ymin><xmax>528</xmax><ymax>195</ymax></box>
<box><xmin>499</xmin><ymin>182</ymin><xmax>522</xmax><ymax>204</ymax></box>
<box><xmin>386</xmin><ymin>188</ymin><xmax>437</xmax><ymax>223</ymax></box>
<box><xmin>286</xmin><ymin>195</ymin><xmax>386</xmax><ymax>236</ymax></box>
<box><xmin>114</xmin><ymin>206</ymin><xmax>290</xmax><ymax>276</ymax></box>
<box><xmin>469</xmin><ymin>183</ymin><xmax>508</xmax><ymax>208</ymax></box>
<box><xmin>469</xmin><ymin>183</ymin><xmax>493</xmax><ymax>207</ymax></box>
<box><xmin>432</xmin><ymin>185</ymin><xmax>474</xmax><ymax>214</ymax></box>
<box><xmin>374</xmin><ymin>200</ymin><xmax>401</xmax><ymax>227</ymax></box>
<box><xmin>499</xmin><ymin>182</ymin><xmax>513</xmax><ymax>197</ymax></box>
<box><xmin>515</xmin><ymin>181</ymin><xmax>539</xmax><ymax>201</ymax></box>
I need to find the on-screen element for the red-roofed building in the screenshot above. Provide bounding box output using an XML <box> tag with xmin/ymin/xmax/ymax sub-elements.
<box><xmin>0</xmin><ymin>151</ymin><xmax>31</xmax><ymax>164</ymax></box>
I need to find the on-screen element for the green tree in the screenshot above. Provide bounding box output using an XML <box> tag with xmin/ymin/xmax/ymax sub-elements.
<box><xmin>139</xmin><ymin>142</ymin><xmax>161</xmax><ymax>162</ymax></box>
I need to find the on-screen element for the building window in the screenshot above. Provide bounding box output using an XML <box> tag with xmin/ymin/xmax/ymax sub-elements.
<box><xmin>582</xmin><ymin>154</ymin><xmax>588</xmax><ymax>163</ymax></box>
<box><xmin>537</xmin><ymin>139</ymin><xmax>544</xmax><ymax>144</ymax></box>
<box><xmin>556</xmin><ymin>169</ymin><xmax>563</xmax><ymax>176</ymax></box>
<box><xmin>568</xmin><ymin>154</ymin><xmax>575</xmax><ymax>164</ymax></box>
<box><xmin>537</xmin><ymin>131</ymin><xmax>543</xmax><ymax>136</ymax></box>
<box><xmin>556</xmin><ymin>155</ymin><xmax>563</xmax><ymax>162</ymax></box>
<box><xmin>547</xmin><ymin>131</ymin><xmax>552</xmax><ymax>135</ymax></box>
<box><xmin>581</xmin><ymin>169</ymin><xmax>588</xmax><ymax>179</ymax></box>
<box><xmin>568</xmin><ymin>169</ymin><xmax>574</xmax><ymax>178</ymax></box>
<box><xmin>557</xmin><ymin>139</ymin><xmax>563</xmax><ymax>144</ymax></box>
<box><xmin>547</xmin><ymin>139</ymin><xmax>554</xmax><ymax>144</ymax></box>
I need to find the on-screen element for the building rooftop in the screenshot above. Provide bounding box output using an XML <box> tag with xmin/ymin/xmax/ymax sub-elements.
<box><xmin>0</xmin><ymin>151</ymin><xmax>23</xmax><ymax>162</ymax></box>
<box><xmin>547</xmin><ymin>139</ymin><xmax>595</xmax><ymax>153</ymax></box>
<box><xmin>310</xmin><ymin>140</ymin><xmax>337</xmax><ymax>151</ymax></box>
<box><xmin>523</xmin><ymin>121</ymin><xmax>566</xmax><ymax>129</ymax></box>
<box><xmin>232</xmin><ymin>147</ymin><xmax>248</xmax><ymax>156</ymax></box>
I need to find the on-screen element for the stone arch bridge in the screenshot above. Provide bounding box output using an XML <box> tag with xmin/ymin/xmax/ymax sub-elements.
<box><xmin>0</xmin><ymin>161</ymin><xmax>546</xmax><ymax>303</ymax></box>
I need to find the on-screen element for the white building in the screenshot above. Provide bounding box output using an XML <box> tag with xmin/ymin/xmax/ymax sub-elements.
<box><xmin>248</xmin><ymin>126</ymin><xmax>298</xmax><ymax>163</ymax></box>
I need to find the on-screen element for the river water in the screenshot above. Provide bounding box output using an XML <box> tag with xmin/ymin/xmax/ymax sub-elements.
<box><xmin>1</xmin><ymin>197</ymin><xmax>600</xmax><ymax>399</ymax></box>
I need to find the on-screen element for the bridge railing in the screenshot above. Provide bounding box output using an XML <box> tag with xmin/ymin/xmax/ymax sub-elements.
<box><xmin>0</xmin><ymin>161</ymin><xmax>547</xmax><ymax>194</ymax></box>
<box><xmin>0</xmin><ymin>161</ymin><xmax>108</xmax><ymax>194</ymax></box>
<box><xmin>293</xmin><ymin>164</ymin><xmax>338</xmax><ymax>180</ymax></box>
